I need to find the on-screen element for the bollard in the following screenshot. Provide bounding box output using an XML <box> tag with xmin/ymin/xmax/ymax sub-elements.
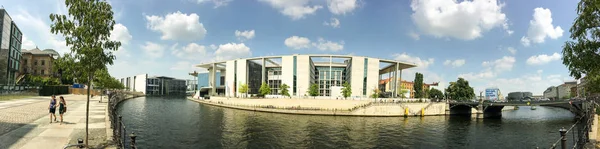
<box><xmin>77</xmin><ymin>138</ymin><xmax>84</xmax><ymax>148</ymax></box>
<box><xmin>421</xmin><ymin>108</ymin><xmax>425</xmax><ymax>117</ymax></box>
<box><xmin>560</xmin><ymin>127</ymin><xmax>567</xmax><ymax>149</ymax></box>
<box><xmin>130</xmin><ymin>132</ymin><xmax>137</xmax><ymax>149</ymax></box>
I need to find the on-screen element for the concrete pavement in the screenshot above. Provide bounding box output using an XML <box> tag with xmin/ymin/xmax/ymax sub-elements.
<box><xmin>0</xmin><ymin>94</ymin><xmax>111</xmax><ymax>149</ymax></box>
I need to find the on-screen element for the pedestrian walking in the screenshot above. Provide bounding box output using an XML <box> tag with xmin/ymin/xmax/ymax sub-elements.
<box><xmin>58</xmin><ymin>96</ymin><xmax>67</xmax><ymax>124</ymax></box>
<box><xmin>49</xmin><ymin>95</ymin><xmax>57</xmax><ymax>123</ymax></box>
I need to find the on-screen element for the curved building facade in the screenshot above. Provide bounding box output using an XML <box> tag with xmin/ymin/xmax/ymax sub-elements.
<box><xmin>195</xmin><ymin>54</ymin><xmax>416</xmax><ymax>98</ymax></box>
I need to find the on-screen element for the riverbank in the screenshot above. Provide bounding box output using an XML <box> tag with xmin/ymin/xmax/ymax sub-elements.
<box><xmin>187</xmin><ymin>97</ymin><xmax>469</xmax><ymax>117</ymax></box>
<box><xmin>0</xmin><ymin>94</ymin><xmax>110</xmax><ymax>149</ymax></box>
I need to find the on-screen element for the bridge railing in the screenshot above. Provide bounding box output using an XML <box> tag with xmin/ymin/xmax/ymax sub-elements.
<box><xmin>547</xmin><ymin>100</ymin><xmax>595</xmax><ymax>149</ymax></box>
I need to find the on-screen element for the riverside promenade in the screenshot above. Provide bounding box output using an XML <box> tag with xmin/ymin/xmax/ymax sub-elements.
<box><xmin>0</xmin><ymin>94</ymin><xmax>112</xmax><ymax>149</ymax></box>
<box><xmin>188</xmin><ymin>96</ymin><xmax>455</xmax><ymax>116</ymax></box>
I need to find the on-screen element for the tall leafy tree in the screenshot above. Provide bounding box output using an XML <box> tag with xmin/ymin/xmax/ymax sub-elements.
<box><xmin>562</xmin><ymin>0</ymin><xmax>600</xmax><ymax>95</ymax></box>
<box><xmin>49</xmin><ymin>0</ymin><xmax>121</xmax><ymax>145</ymax></box>
<box><xmin>280</xmin><ymin>83</ymin><xmax>290</xmax><ymax>98</ymax></box>
<box><xmin>445</xmin><ymin>78</ymin><xmax>475</xmax><ymax>101</ymax></box>
<box><xmin>308</xmin><ymin>83</ymin><xmax>319</xmax><ymax>98</ymax></box>
<box><xmin>414</xmin><ymin>72</ymin><xmax>424</xmax><ymax>98</ymax></box>
<box><xmin>238</xmin><ymin>83</ymin><xmax>249</xmax><ymax>98</ymax></box>
<box><xmin>259</xmin><ymin>82</ymin><xmax>271</xmax><ymax>96</ymax></box>
<box><xmin>341</xmin><ymin>82</ymin><xmax>352</xmax><ymax>99</ymax></box>
<box><xmin>429</xmin><ymin>88</ymin><xmax>444</xmax><ymax>100</ymax></box>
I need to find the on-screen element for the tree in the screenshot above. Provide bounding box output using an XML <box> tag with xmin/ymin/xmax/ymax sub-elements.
<box><xmin>370</xmin><ymin>88</ymin><xmax>380</xmax><ymax>98</ymax></box>
<box><xmin>429</xmin><ymin>88</ymin><xmax>444</xmax><ymax>100</ymax></box>
<box><xmin>562</xmin><ymin>0</ymin><xmax>600</xmax><ymax>95</ymax></box>
<box><xmin>341</xmin><ymin>82</ymin><xmax>352</xmax><ymax>99</ymax></box>
<box><xmin>50</xmin><ymin>0</ymin><xmax>121</xmax><ymax>145</ymax></box>
<box><xmin>308</xmin><ymin>83</ymin><xmax>319</xmax><ymax>98</ymax></box>
<box><xmin>445</xmin><ymin>78</ymin><xmax>475</xmax><ymax>101</ymax></box>
<box><xmin>414</xmin><ymin>72</ymin><xmax>424</xmax><ymax>98</ymax></box>
<box><xmin>280</xmin><ymin>83</ymin><xmax>290</xmax><ymax>98</ymax></box>
<box><xmin>238</xmin><ymin>83</ymin><xmax>249</xmax><ymax>98</ymax></box>
<box><xmin>259</xmin><ymin>82</ymin><xmax>271</xmax><ymax>97</ymax></box>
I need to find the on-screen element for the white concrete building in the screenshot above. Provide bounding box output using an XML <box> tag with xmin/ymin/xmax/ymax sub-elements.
<box><xmin>195</xmin><ymin>54</ymin><xmax>416</xmax><ymax>98</ymax></box>
<box><xmin>118</xmin><ymin>74</ymin><xmax>187</xmax><ymax>96</ymax></box>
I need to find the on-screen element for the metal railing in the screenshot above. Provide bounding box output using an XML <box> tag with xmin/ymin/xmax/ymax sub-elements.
<box><xmin>548</xmin><ymin>100</ymin><xmax>595</xmax><ymax>149</ymax></box>
<box><xmin>108</xmin><ymin>91</ymin><xmax>138</xmax><ymax>149</ymax></box>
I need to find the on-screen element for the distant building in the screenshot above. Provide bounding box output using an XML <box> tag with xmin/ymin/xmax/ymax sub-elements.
<box><xmin>0</xmin><ymin>9</ymin><xmax>23</xmax><ymax>85</ymax></box>
<box><xmin>543</xmin><ymin>81</ymin><xmax>578</xmax><ymax>100</ymax></box>
<box><xmin>18</xmin><ymin>48</ymin><xmax>59</xmax><ymax>78</ymax></box>
<box><xmin>196</xmin><ymin>72</ymin><xmax>224</xmax><ymax>97</ymax></box>
<box><xmin>379</xmin><ymin>79</ymin><xmax>437</xmax><ymax>98</ymax></box>
<box><xmin>507</xmin><ymin>92</ymin><xmax>533</xmax><ymax>101</ymax></box>
<box><xmin>485</xmin><ymin>88</ymin><xmax>503</xmax><ymax>101</ymax></box>
<box><xmin>118</xmin><ymin>74</ymin><xmax>186</xmax><ymax>96</ymax></box>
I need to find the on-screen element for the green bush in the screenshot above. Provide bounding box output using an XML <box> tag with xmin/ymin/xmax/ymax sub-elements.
<box><xmin>39</xmin><ymin>85</ymin><xmax>70</xmax><ymax>96</ymax></box>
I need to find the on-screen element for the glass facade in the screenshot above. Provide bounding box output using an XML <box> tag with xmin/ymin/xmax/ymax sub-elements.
<box><xmin>293</xmin><ymin>56</ymin><xmax>297</xmax><ymax>95</ymax></box>
<box><xmin>267</xmin><ymin>67</ymin><xmax>282</xmax><ymax>95</ymax></box>
<box><xmin>247</xmin><ymin>61</ymin><xmax>262</xmax><ymax>94</ymax></box>
<box><xmin>316</xmin><ymin>67</ymin><xmax>346</xmax><ymax>96</ymax></box>
<box><xmin>0</xmin><ymin>10</ymin><xmax>21</xmax><ymax>85</ymax></box>
<box><xmin>363</xmin><ymin>58</ymin><xmax>368</xmax><ymax>95</ymax></box>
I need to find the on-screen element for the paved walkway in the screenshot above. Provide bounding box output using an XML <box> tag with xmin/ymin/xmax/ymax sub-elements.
<box><xmin>0</xmin><ymin>95</ymin><xmax>111</xmax><ymax>149</ymax></box>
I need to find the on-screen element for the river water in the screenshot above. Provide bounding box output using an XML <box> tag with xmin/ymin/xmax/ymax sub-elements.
<box><xmin>116</xmin><ymin>97</ymin><xmax>578</xmax><ymax>149</ymax></box>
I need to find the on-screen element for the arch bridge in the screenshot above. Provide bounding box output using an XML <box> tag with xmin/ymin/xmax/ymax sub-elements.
<box><xmin>448</xmin><ymin>100</ymin><xmax>591</xmax><ymax>118</ymax></box>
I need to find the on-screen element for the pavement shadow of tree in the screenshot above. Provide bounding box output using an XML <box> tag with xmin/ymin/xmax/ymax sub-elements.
<box><xmin>0</xmin><ymin>122</ymin><xmax>38</xmax><ymax>149</ymax></box>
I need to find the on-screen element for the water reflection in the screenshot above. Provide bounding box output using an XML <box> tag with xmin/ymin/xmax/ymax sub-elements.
<box><xmin>117</xmin><ymin>97</ymin><xmax>577</xmax><ymax>149</ymax></box>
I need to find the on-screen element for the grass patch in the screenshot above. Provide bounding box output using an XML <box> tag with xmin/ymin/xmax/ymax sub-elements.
<box><xmin>0</xmin><ymin>92</ymin><xmax>38</xmax><ymax>101</ymax></box>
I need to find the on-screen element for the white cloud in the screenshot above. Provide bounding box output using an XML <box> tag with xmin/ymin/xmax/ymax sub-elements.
<box><xmin>21</xmin><ymin>35</ymin><xmax>36</xmax><ymax>49</ymax></box>
<box><xmin>235</xmin><ymin>30</ymin><xmax>255</xmax><ymax>41</ymax></box>
<box><xmin>526</xmin><ymin>53</ymin><xmax>561</xmax><ymax>65</ymax></box>
<box><xmin>521</xmin><ymin>8</ymin><xmax>563</xmax><ymax>46</ymax></box>
<box><xmin>443</xmin><ymin>59</ymin><xmax>466</xmax><ymax>67</ymax></box>
<box><xmin>171</xmin><ymin>43</ymin><xmax>209</xmax><ymax>60</ymax></box>
<box><xmin>170</xmin><ymin>61</ymin><xmax>194</xmax><ymax>70</ymax></box>
<box><xmin>408</xmin><ymin>31</ymin><xmax>420</xmax><ymax>40</ymax></box>
<box><xmin>323</xmin><ymin>18</ymin><xmax>341</xmax><ymax>28</ymax></box>
<box><xmin>214</xmin><ymin>43</ymin><xmax>252</xmax><ymax>61</ymax></box>
<box><xmin>458</xmin><ymin>70</ymin><xmax>495</xmax><ymax>81</ymax></box>
<box><xmin>12</xmin><ymin>9</ymin><xmax>69</xmax><ymax>54</ymax></box>
<box><xmin>392</xmin><ymin>53</ymin><xmax>434</xmax><ymax>69</ymax></box>
<box><xmin>410</xmin><ymin>0</ymin><xmax>509</xmax><ymax>40</ymax></box>
<box><xmin>503</xmin><ymin>22</ymin><xmax>513</xmax><ymax>35</ymax></box>
<box><xmin>210</xmin><ymin>44</ymin><xmax>217</xmax><ymax>50</ymax></box>
<box><xmin>110</xmin><ymin>23</ymin><xmax>132</xmax><ymax>45</ymax></box>
<box><xmin>285</xmin><ymin>36</ymin><xmax>312</xmax><ymax>49</ymax></box>
<box><xmin>312</xmin><ymin>38</ymin><xmax>344</xmax><ymax>51</ymax></box>
<box><xmin>141</xmin><ymin>42</ymin><xmax>165</xmax><ymax>58</ymax></box>
<box><xmin>507</xmin><ymin>47</ymin><xmax>516</xmax><ymax>55</ymax></box>
<box><xmin>482</xmin><ymin>56</ymin><xmax>515</xmax><ymax>72</ymax></box>
<box><xmin>196</xmin><ymin>0</ymin><xmax>232</xmax><ymax>8</ymax></box>
<box><xmin>145</xmin><ymin>11</ymin><xmax>207</xmax><ymax>41</ymax></box>
<box><xmin>547</xmin><ymin>74</ymin><xmax>561</xmax><ymax>79</ymax></box>
<box><xmin>327</xmin><ymin>0</ymin><xmax>358</xmax><ymax>15</ymax></box>
<box><xmin>258</xmin><ymin>0</ymin><xmax>323</xmax><ymax>20</ymax></box>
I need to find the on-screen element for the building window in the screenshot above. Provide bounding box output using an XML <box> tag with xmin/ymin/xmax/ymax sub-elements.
<box><xmin>34</xmin><ymin>60</ymin><xmax>38</xmax><ymax>65</ymax></box>
<box><xmin>42</xmin><ymin>70</ymin><xmax>45</xmax><ymax>75</ymax></box>
<box><xmin>41</xmin><ymin>60</ymin><xmax>45</xmax><ymax>65</ymax></box>
<box><xmin>24</xmin><ymin>59</ymin><xmax>27</xmax><ymax>65</ymax></box>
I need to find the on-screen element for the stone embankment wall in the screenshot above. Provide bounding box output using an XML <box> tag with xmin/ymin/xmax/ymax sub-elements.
<box><xmin>190</xmin><ymin>97</ymin><xmax>458</xmax><ymax>117</ymax></box>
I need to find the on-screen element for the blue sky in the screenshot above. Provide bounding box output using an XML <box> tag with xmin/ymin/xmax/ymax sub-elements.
<box><xmin>1</xmin><ymin>0</ymin><xmax>580</xmax><ymax>96</ymax></box>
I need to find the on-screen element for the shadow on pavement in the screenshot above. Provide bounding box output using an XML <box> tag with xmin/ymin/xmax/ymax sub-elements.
<box><xmin>0</xmin><ymin>122</ymin><xmax>38</xmax><ymax>149</ymax></box>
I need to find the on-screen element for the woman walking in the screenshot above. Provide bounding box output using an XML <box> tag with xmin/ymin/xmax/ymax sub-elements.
<box><xmin>58</xmin><ymin>96</ymin><xmax>67</xmax><ymax>124</ymax></box>
<box><xmin>49</xmin><ymin>95</ymin><xmax>57</xmax><ymax>123</ymax></box>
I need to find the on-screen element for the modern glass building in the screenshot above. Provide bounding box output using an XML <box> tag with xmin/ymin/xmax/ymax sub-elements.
<box><xmin>195</xmin><ymin>54</ymin><xmax>416</xmax><ymax>98</ymax></box>
<box><xmin>0</xmin><ymin>9</ymin><xmax>22</xmax><ymax>85</ymax></box>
